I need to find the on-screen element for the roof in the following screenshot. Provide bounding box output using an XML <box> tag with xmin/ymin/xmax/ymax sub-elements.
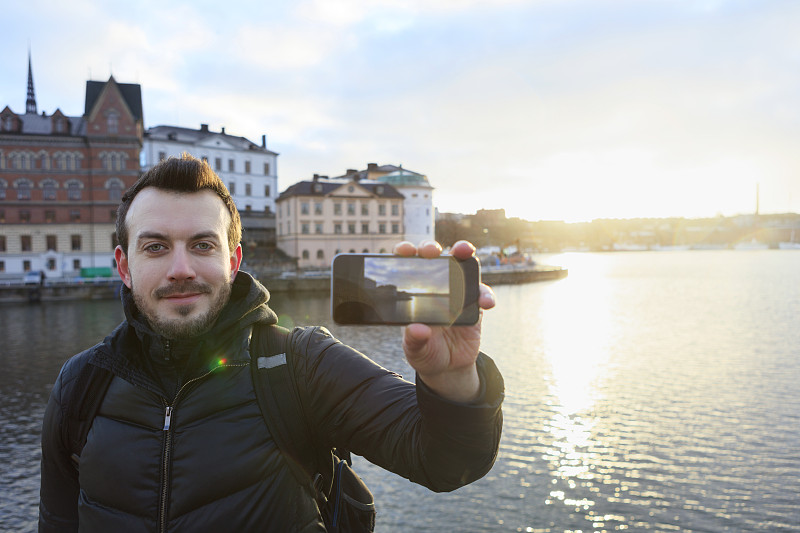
<box><xmin>145</xmin><ymin>125</ymin><xmax>278</xmax><ymax>155</ymax></box>
<box><xmin>278</xmin><ymin>179</ymin><xmax>404</xmax><ymax>201</ymax></box>
<box><xmin>85</xmin><ymin>79</ymin><xmax>143</xmax><ymax>121</ymax></box>
<box><xmin>333</xmin><ymin>164</ymin><xmax>423</xmax><ymax>181</ymax></box>
<box><xmin>377</xmin><ymin>169</ymin><xmax>432</xmax><ymax>188</ymax></box>
<box><xmin>1</xmin><ymin>108</ymin><xmax>86</xmax><ymax>136</ymax></box>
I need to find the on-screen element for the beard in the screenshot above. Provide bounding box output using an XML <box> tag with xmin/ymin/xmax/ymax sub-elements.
<box><xmin>132</xmin><ymin>279</ymin><xmax>233</xmax><ymax>340</ymax></box>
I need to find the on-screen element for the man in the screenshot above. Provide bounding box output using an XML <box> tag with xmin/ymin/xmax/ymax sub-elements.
<box><xmin>39</xmin><ymin>155</ymin><xmax>504</xmax><ymax>532</ymax></box>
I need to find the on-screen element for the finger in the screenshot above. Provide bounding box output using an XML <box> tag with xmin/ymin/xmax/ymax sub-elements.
<box><xmin>450</xmin><ymin>240</ymin><xmax>477</xmax><ymax>260</ymax></box>
<box><xmin>479</xmin><ymin>283</ymin><xmax>496</xmax><ymax>310</ymax></box>
<box><xmin>393</xmin><ymin>241</ymin><xmax>417</xmax><ymax>256</ymax></box>
<box><xmin>417</xmin><ymin>240</ymin><xmax>442</xmax><ymax>259</ymax></box>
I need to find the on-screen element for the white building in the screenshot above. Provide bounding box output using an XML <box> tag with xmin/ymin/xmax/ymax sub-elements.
<box><xmin>142</xmin><ymin>124</ymin><xmax>278</xmax><ymax>253</ymax></box>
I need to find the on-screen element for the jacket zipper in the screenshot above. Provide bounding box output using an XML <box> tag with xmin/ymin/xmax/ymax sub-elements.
<box><xmin>157</xmin><ymin>361</ymin><xmax>248</xmax><ymax>533</ymax></box>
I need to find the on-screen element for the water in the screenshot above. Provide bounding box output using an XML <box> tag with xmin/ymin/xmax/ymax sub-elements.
<box><xmin>2</xmin><ymin>250</ymin><xmax>799</xmax><ymax>532</ymax></box>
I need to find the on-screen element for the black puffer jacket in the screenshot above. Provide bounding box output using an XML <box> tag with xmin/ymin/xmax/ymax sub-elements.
<box><xmin>39</xmin><ymin>272</ymin><xmax>504</xmax><ymax>532</ymax></box>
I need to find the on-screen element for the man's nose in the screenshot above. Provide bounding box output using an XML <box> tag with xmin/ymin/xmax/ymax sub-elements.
<box><xmin>167</xmin><ymin>248</ymin><xmax>196</xmax><ymax>281</ymax></box>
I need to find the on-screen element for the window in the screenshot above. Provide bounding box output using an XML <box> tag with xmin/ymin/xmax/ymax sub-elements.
<box><xmin>70</xmin><ymin>210</ymin><xmax>81</xmax><ymax>222</ymax></box>
<box><xmin>245</xmin><ymin>183</ymin><xmax>252</xmax><ymax>196</ymax></box>
<box><xmin>334</xmin><ymin>223</ymin><xmax>342</xmax><ymax>234</ymax></box>
<box><xmin>73</xmin><ymin>259</ymin><xmax>81</xmax><ymax>270</ymax></box>
<box><xmin>314</xmin><ymin>202</ymin><xmax>323</xmax><ymax>215</ymax></box>
<box><xmin>215</xmin><ymin>158</ymin><xmax>222</xmax><ymax>171</ymax></box>
<box><xmin>378</xmin><ymin>204</ymin><xmax>386</xmax><ymax>216</ymax></box>
<box><xmin>0</xmin><ymin>182</ymin><xmax>5</xmax><ymax>200</ymax></box>
<box><xmin>20</xmin><ymin>210</ymin><xmax>31</xmax><ymax>223</ymax></box>
<box><xmin>67</xmin><ymin>181</ymin><xmax>81</xmax><ymax>200</ymax></box>
<box><xmin>302</xmin><ymin>250</ymin><xmax>310</xmax><ymax>260</ymax></box>
<box><xmin>0</xmin><ymin>261</ymin><xmax>4</xmax><ymax>272</ymax></box>
<box><xmin>17</xmin><ymin>181</ymin><xmax>31</xmax><ymax>200</ymax></box>
<box><xmin>107</xmin><ymin>111</ymin><xmax>119</xmax><ymax>134</ymax></box>
<box><xmin>361</xmin><ymin>204</ymin><xmax>368</xmax><ymax>216</ymax></box>
<box><xmin>379</xmin><ymin>223</ymin><xmax>386</xmax><ymax>234</ymax></box>
<box><xmin>0</xmin><ymin>236</ymin><xmax>5</xmax><ymax>252</ymax></box>
<box><xmin>392</xmin><ymin>203</ymin><xmax>399</xmax><ymax>216</ymax></box>
<box><xmin>45</xmin><ymin>210</ymin><xmax>56</xmax><ymax>223</ymax></box>
<box><xmin>265</xmin><ymin>185</ymin><xmax>271</xmax><ymax>197</ymax></box>
<box><xmin>301</xmin><ymin>202</ymin><xmax>309</xmax><ymax>215</ymax></box>
<box><xmin>245</xmin><ymin>161</ymin><xmax>251</xmax><ymax>174</ymax></box>
<box><xmin>108</xmin><ymin>181</ymin><xmax>123</xmax><ymax>202</ymax></box>
<box><xmin>361</xmin><ymin>223</ymin><xmax>369</xmax><ymax>234</ymax></box>
<box><xmin>315</xmin><ymin>223</ymin><xmax>323</xmax><ymax>234</ymax></box>
<box><xmin>317</xmin><ymin>250</ymin><xmax>324</xmax><ymax>260</ymax></box>
<box><xmin>392</xmin><ymin>224</ymin><xmax>399</xmax><ymax>234</ymax></box>
<box><xmin>334</xmin><ymin>203</ymin><xmax>342</xmax><ymax>216</ymax></box>
<box><xmin>21</xmin><ymin>235</ymin><xmax>32</xmax><ymax>251</ymax></box>
<box><xmin>229</xmin><ymin>182</ymin><xmax>236</xmax><ymax>195</ymax></box>
<box><xmin>264</xmin><ymin>163</ymin><xmax>270</xmax><ymax>175</ymax></box>
<box><xmin>23</xmin><ymin>260</ymin><xmax>31</xmax><ymax>272</ymax></box>
<box><xmin>301</xmin><ymin>223</ymin><xmax>310</xmax><ymax>235</ymax></box>
<box><xmin>0</xmin><ymin>210</ymin><xmax>5</xmax><ymax>223</ymax></box>
<box><xmin>229</xmin><ymin>159</ymin><xmax>235</xmax><ymax>172</ymax></box>
<box><xmin>43</xmin><ymin>181</ymin><xmax>57</xmax><ymax>200</ymax></box>
<box><xmin>47</xmin><ymin>258</ymin><xmax>57</xmax><ymax>271</ymax></box>
<box><xmin>348</xmin><ymin>223</ymin><xmax>356</xmax><ymax>234</ymax></box>
<box><xmin>159</xmin><ymin>151</ymin><xmax>166</xmax><ymax>161</ymax></box>
<box><xmin>71</xmin><ymin>235</ymin><xmax>82</xmax><ymax>251</ymax></box>
<box><xmin>347</xmin><ymin>203</ymin><xmax>355</xmax><ymax>216</ymax></box>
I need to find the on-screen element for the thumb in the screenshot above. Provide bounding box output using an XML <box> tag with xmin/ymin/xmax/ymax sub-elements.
<box><xmin>403</xmin><ymin>323</ymin><xmax>432</xmax><ymax>358</ymax></box>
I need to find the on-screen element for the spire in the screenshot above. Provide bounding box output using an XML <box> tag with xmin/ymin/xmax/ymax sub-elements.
<box><xmin>26</xmin><ymin>49</ymin><xmax>37</xmax><ymax>115</ymax></box>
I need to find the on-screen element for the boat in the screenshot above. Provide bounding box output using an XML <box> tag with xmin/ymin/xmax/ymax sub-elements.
<box><xmin>734</xmin><ymin>239</ymin><xmax>769</xmax><ymax>251</ymax></box>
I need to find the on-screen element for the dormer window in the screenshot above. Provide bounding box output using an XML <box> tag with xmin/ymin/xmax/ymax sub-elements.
<box><xmin>313</xmin><ymin>183</ymin><xmax>323</xmax><ymax>193</ymax></box>
<box><xmin>376</xmin><ymin>185</ymin><xmax>385</xmax><ymax>195</ymax></box>
<box><xmin>2</xmin><ymin>116</ymin><xmax>12</xmax><ymax>131</ymax></box>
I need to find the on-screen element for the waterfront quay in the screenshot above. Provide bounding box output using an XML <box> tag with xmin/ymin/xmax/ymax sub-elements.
<box><xmin>0</xmin><ymin>265</ymin><xmax>567</xmax><ymax>303</ymax></box>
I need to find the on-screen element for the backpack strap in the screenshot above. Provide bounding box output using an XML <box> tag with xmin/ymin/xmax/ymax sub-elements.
<box><xmin>250</xmin><ymin>324</ymin><xmax>335</xmax><ymax>499</ymax></box>
<box><xmin>63</xmin><ymin>361</ymin><xmax>115</xmax><ymax>467</ymax></box>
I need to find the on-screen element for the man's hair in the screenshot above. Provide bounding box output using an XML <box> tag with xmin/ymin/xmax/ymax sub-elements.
<box><xmin>116</xmin><ymin>154</ymin><xmax>241</xmax><ymax>254</ymax></box>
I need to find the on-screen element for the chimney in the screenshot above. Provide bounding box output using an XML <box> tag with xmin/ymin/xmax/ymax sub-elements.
<box><xmin>313</xmin><ymin>174</ymin><xmax>320</xmax><ymax>181</ymax></box>
<box><xmin>200</xmin><ymin>123</ymin><xmax>209</xmax><ymax>133</ymax></box>
<box><xmin>346</xmin><ymin>168</ymin><xmax>357</xmax><ymax>175</ymax></box>
<box><xmin>221</xmin><ymin>126</ymin><xmax>226</xmax><ymax>134</ymax></box>
<box><xmin>367</xmin><ymin>163</ymin><xmax>378</xmax><ymax>171</ymax></box>
<box><xmin>262</xmin><ymin>134</ymin><xmax>267</xmax><ymax>148</ymax></box>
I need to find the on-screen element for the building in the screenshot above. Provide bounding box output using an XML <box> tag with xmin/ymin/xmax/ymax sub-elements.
<box><xmin>0</xmin><ymin>55</ymin><xmax>143</xmax><ymax>278</ymax></box>
<box><xmin>276</xmin><ymin>175</ymin><xmax>405</xmax><ymax>268</ymax></box>
<box><xmin>335</xmin><ymin>163</ymin><xmax>434</xmax><ymax>246</ymax></box>
<box><xmin>142</xmin><ymin>124</ymin><xmax>278</xmax><ymax>255</ymax></box>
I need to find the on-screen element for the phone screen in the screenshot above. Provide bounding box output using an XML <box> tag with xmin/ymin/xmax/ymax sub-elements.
<box><xmin>331</xmin><ymin>254</ymin><xmax>480</xmax><ymax>326</ymax></box>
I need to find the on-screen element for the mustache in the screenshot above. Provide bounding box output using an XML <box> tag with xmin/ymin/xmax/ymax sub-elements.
<box><xmin>154</xmin><ymin>281</ymin><xmax>213</xmax><ymax>299</ymax></box>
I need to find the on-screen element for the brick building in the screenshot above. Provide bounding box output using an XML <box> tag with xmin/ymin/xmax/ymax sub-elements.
<box><xmin>0</xmin><ymin>56</ymin><xmax>143</xmax><ymax>278</ymax></box>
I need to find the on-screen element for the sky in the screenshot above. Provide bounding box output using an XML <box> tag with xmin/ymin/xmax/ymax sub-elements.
<box><xmin>2</xmin><ymin>0</ymin><xmax>799</xmax><ymax>223</ymax></box>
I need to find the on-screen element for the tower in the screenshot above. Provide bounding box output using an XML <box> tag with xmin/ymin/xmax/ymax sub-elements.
<box><xmin>26</xmin><ymin>50</ymin><xmax>37</xmax><ymax>114</ymax></box>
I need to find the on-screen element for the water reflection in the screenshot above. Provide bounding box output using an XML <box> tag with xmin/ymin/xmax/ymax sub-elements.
<box><xmin>537</xmin><ymin>254</ymin><xmax>615</xmax><ymax>522</ymax></box>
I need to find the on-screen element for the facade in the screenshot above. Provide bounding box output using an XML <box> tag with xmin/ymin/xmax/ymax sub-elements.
<box><xmin>0</xmin><ymin>59</ymin><xmax>143</xmax><ymax>279</ymax></box>
<box><xmin>276</xmin><ymin>176</ymin><xmax>404</xmax><ymax>268</ymax></box>
<box><xmin>335</xmin><ymin>163</ymin><xmax>434</xmax><ymax>246</ymax></box>
<box><xmin>142</xmin><ymin>125</ymin><xmax>278</xmax><ymax>254</ymax></box>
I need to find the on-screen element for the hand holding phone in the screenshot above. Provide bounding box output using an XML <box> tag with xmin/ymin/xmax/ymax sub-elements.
<box><xmin>331</xmin><ymin>252</ymin><xmax>481</xmax><ymax>326</ymax></box>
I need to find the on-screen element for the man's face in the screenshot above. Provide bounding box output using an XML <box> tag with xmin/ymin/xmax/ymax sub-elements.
<box><xmin>115</xmin><ymin>188</ymin><xmax>242</xmax><ymax>340</ymax></box>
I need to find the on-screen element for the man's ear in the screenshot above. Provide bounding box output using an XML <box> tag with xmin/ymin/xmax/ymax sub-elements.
<box><xmin>230</xmin><ymin>244</ymin><xmax>243</xmax><ymax>279</ymax></box>
<box><xmin>115</xmin><ymin>246</ymin><xmax>132</xmax><ymax>288</ymax></box>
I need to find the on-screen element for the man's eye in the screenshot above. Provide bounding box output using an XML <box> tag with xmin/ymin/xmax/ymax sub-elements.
<box><xmin>196</xmin><ymin>242</ymin><xmax>212</xmax><ymax>250</ymax></box>
<box><xmin>146</xmin><ymin>244</ymin><xmax>164</xmax><ymax>252</ymax></box>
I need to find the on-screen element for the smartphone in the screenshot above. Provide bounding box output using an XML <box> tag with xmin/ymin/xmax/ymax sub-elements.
<box><xmin>331</xmin><ymin>254</ymin><xmax>481</xmax><ymax>326</ymax></box>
